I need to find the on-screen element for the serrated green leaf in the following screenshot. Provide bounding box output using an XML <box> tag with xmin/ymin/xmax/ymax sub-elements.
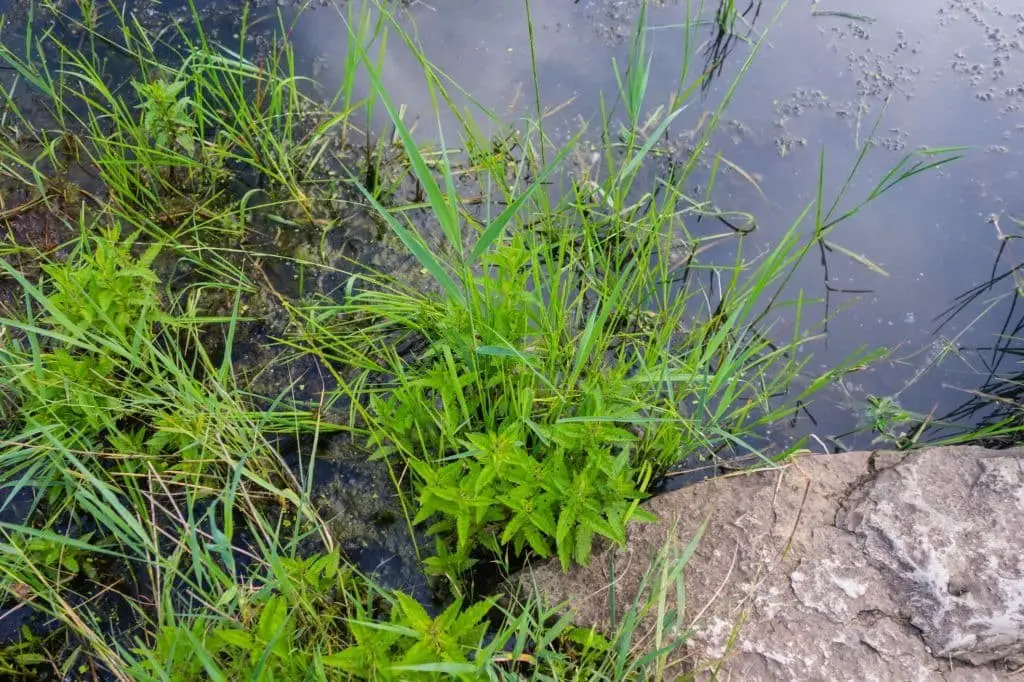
<box><xmin>321</xmin><ymin>648</ymin><xmax>363</xmax><ymax>671</ymax></box>
<box><xmin>556</xmin><ymin>507</ymin><xmax>575</xmax><ymax>546</ymax></box>
<box><xmin>630</xmin><ymin>507</ymin><xmax>658</xmax><ymax>524</ymax></box>
<box><xmin>557</xmin><ymin>535</ymin><xmax>573</xmax><ymax>571</ymax></box>
<box><xmin>564</xmin><ymin>626</ymin><xmax>611</xmax><ymax>652</ymax></box>
<box><xmin>574</xmin><ymin>526</ymin><xmax>594</xmax><ymax>565</ymax></box>
<box><xmin>394</xmin><ymin>591</ymin><xmax>432</xmax><ymax>633</ymax></box>
<box><xmin>531</xmin><ymin>506</ymin><xmax>557</xmax><ymax>537</ymax></box>
<box><xmin>524</xmin><ymin>526</ymin><xmax>552</xmax><ymax>557</ymax></box>
<box><xmin>456</xmin><ymin>511</ymin><xmax>471</xmax><ymax>551</ymax></box>
<box><xmin>453</xmin><ymin>598</ymin><xmax>495</xmax><ymax>636</ymax></box>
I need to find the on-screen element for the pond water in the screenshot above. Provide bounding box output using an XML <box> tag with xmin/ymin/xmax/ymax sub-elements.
<box><xmin>292</xmin><ymin>0</ymin><xmax>1024</xmax><ymax>450</ymax></box>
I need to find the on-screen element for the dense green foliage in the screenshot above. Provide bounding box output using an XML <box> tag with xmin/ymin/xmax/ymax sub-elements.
<box><xmin>0</xmin><ymin>0</ymin><xmax>962</xmax><ymax>679</ymax></box>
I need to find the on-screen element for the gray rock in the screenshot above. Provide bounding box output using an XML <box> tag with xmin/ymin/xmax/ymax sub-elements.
<box><xmin>838</xmin><ymin>447</ymin><xmax>1024</xmax><ymax>666</ymax></box>
<box><xmin>523</xmin><ymin>446</ymin><xmax>1024</xmax><ymax>680</ymax></box>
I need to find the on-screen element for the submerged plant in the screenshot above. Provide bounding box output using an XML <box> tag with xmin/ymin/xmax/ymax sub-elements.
<box><xmin>863</xmin><ymin>394</ymin><xmax>919</xmax><ymax>446</ymax></box>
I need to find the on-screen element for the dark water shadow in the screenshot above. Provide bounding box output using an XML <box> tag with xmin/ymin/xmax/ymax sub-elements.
<box><xmin>924</xmin><ymin>222</ymin><xmax>1024</xmax><ymax>444</ymax></box>
<box><xmin>702</xmin><ymin>0</ymin><xmax>763</xmax><ymax>93</ymax></box>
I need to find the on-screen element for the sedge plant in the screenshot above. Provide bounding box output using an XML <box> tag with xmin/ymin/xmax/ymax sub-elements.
<box><xmin>282</xmin><ymin>0</ymin><xmax>959</xmax><ymax>592</ymax></box>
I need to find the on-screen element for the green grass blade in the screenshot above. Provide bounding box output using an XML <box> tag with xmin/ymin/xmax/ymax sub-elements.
<box><xmin>469</xmin><ymin>139</ymin><xmax>577</xmax><ymax>262</ymax></box>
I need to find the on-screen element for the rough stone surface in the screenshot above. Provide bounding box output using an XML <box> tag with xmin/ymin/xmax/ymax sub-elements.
<box><xmin>524</xmin><ymin>446</ymin><xmax>1024</xmax><ymax>680</ymax></box>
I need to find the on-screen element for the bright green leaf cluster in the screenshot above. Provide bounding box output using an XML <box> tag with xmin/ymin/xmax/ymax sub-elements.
<box><xmin>411</xmin><ymin>423</ymin><xmax>654</xmax><ymax>572</ymax></box>
<box><xmin>323</xmin><ymin>594</ymin><xmax>492</xmax><ymax>679</ymax></box>
<box><xmin>348</xmin><ymin>238</ymin><xmax>673</xmax><ymax>576</ymax></box>
<box><xmin>132</xmin><ymin>78</ymin><xmax>198</xmax><ymax>156</ymax></box>
<box><xmin>138</xmin><ymin>549</ymin><xmax>497</xmax><ymax>682</ymax></box>
<box><xmin>41</xmin><ymin>229</ymin><xmax>163</xmax><ymax>338</ymax></box>
<box><xmin>4</xmin><ymin>232</ymin><xmax>164</xmax><ymax>439</ymax></box>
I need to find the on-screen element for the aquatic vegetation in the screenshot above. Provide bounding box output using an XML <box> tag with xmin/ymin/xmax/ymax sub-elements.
<box><xmin>908</xmin><ymin>215</ymin><xmax>1024</xmax><ymax>447</ymax></box>
<box><xmin>128</xmin><ymin>549</ymin><xmax>500</xmax><ymax>680</ymax></box>
<box><xmin>285</xmin><ymin>0</ymin><xmax>959</xmax><ymax>589</ymax></box>
<box><xmin>0</xmin><ymin>0</ymin><xmax>961</xmax><ymax>678</ymax></box>
<box><xmin>133</xmin><ymin>78</ymin><xmax>199</xmax><ymax>157</ymax></box>
<box><xmin>863</xmin><ymin>395</ymin><xmax>921</xmax><ymax>447</ymax></box>
<box><xmin>126</xmin><ymin>533</ymin><xmax>702</xmax><ymax>680</ymax></box>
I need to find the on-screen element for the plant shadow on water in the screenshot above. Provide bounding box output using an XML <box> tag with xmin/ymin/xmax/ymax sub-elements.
<box><xmin>902</xmin><ymin>214</ymin><xmax>1024</xmax><ymax>448</ymax></box>
<box><xmin>0</xmin><ymin>0</ymin><xmax>970</xmax><ymax>678</ymax></box>
<box><xmin>701</xmin><ymin>0</ymin><xmax>763</xmax><ymax>93</ymax></box>
<box><xmin>822</xmin><ymin>212</ymin><xmax>1024</xmax><ymax>451</ymax></box>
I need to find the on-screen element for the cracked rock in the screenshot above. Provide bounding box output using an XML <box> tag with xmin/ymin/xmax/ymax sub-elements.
<box><xmin>523</xmin><ymin>446</ymin><xmax>1024</xmax><ymax>680</ymax></box>
<box><xmin>838</xmin><ymin>448</ymin><xmax>1024</xmax><ymax>666</ymax></box>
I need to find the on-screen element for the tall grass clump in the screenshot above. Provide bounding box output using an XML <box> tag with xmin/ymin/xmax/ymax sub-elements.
<box><xmin>0</xmin><ymin>3</ymin><xmax>359</xmax><ymax>676</ymax></box>
<box><xmin>0</xmin><ymin>0</ymin><xmax>381</xmax><ymax>250</ymax></box>
<box><xmin>0</xmin><ymin>219</ymin><xmax>333</xmax><ymax>675</ymax></box>
<box><xmin>0</xmin><ymin>221</ymin><xmax>690</xmax><ymax>676</ymax></box>
<box><xmin>285</xmin><ymin>1</ymin><xmax>961</xmax><ymax>590</ymax></box>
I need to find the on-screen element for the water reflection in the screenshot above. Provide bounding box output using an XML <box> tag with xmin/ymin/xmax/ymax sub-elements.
<box><xmin>928</xmin><ymin>217</ymin><xmax>1024</xmax><ymax>443</ymax></box>
<box><xmin>702</xmin><ymin>0</ymin><xmax>763</xmax><ymax>92</ymax></box>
